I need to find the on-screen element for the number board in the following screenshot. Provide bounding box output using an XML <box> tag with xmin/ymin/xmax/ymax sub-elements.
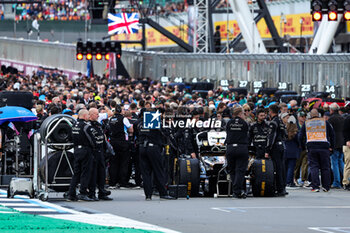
<box><xmin>300</xmin><ymin>84</ymin><xmax>312</xmax><ymax>97</ymax></box>
<box><xmin>238</xmin><ymin>80</ymin><xmax>249</xmax><ymax>88</ymax></box>
<box><xmin>219</xmin><ymin>79</ymin><xmax>230</xmax><ymax>90</ymax></box>
<box><xmin>160</xmin><ymin>76</ymin><xmax>169</xmax><ymax>84</ymax></box>
<box><xmin>324</xmin><ymin>85</ymin><xmax>339</xmax><ymax>99</ymax></box>
<box><xmin>173</xmin><ymin>77</ymin><xmax>183</xmax><ymax>83</ymax></box>
<box><xmin>253</xmin><ymin>81</ymin><xmax>265</xmax><ymax>94</ymax></box>
<box><xmin>278</xmin><ymin>82</ymin><xmax>290</xmax><ymax>90</ymax></box>
<box><xmin>191</xmin><ymin>78</ymin><xmax>211</xmax><ymax>83</ymax></box>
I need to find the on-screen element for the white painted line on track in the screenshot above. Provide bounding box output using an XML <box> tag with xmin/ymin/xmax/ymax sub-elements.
<box><xmin>0</xmin><ymin>190</ymin><xmax>71</xmax><ymax>214</ymax></box>
<box><xmin>211</xmin><ymin>206</ymin><xmax>350</xmax><ymax>213</ymax></box>
<box><xmin>0</xmin><ymin>189</ymin><xmax>180</xmax><ymax>233</ymax></box>
<box><xmin>0</xmin><ymin>198</ymin><xmax>26</xmax><ymax>202</ymax></box>
<box><xmin>308</xmin><ymin>227</ymin><xmax>350</xmax><ymax>233</ymax></box>
<box><xmin>1</xmin><ymin>203</ymin><xmax>38</xmax><ymax>207</ymax></box>
<box><xmin>14</xmin><ymin>208</ymin><xmax>57</xmax><ymax>212</ymax></box>
<box><xmin>45</xmin><ymin>213</ymin><xmax>181</xmax><ymax>233</ymax></box>
<box><xmin>228</xmin><ymin>206</ymin><xmax>350</xmax><ymax>209</ymax></box>
<box><xmin>0</xmin><ymin>194</ymin><xmax>30</xmax><ymax>199</ymax></box>
<box><xmin>308</xmin><ymin>228</ymin><xmax>335</xmax><ymax>233</ymax></box>
<box><xmin>211</xmin><ymin>207</ymin><xmax>230</xmax><ymax>213</ymax></box>
<box><xmin>0</xmin><ymin>211</ymin><xmax>19</xmax><ymax>214</ymax></box>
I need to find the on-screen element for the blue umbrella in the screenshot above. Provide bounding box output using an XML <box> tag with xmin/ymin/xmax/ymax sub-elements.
<box><xmin>0</xmin><ymin>106</ymin><xmax>37</xmax><ymax>125</ymax></box>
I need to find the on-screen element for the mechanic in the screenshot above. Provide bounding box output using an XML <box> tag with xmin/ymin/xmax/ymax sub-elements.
<box><xmin>88</xmin><ymin>108</ymin><xmax>112</xmax><ymax>201</ymax></box>
<box><xmin>162</xmin><ymin>109</ymin><xmax>180</xmax><ymax>185</ymax></box>
<box><xmin>106</xmin><ymin>104</ymin><xmax>133</xmax><ymax>189</ymax></box>
<box><xmin>137</xmin><ymin>109</ymin><xmax>174</xmax><ymax>200</ymax></box>
<box><xmin>174</xmin><ymin>126</ymin><xmax>196</xmax><ymax>159</ymax></box>
<box><xmin>172</xmin><ymin>107</ymin><xmax>196</xmax><ymax>159</ymax></box>
<box><xmin>299</xmin><ymin>109</ymin><xmax>335</xmax><ymax>192</ymax></box>
<box><xmin>265</xmin><ymin>104</ymin><xmax>288</xmax><ymax>197</ymax></box>
<box><xmin>67</xmin><ymin>109</ymin><xmax>97</xmax><ymax>201</ymax></box>
<box><xmin>127</xmin><ymin>103</ymin><xmax>142</xmax><ymax>188</ymax></box>
<box><xmin>225</xmin><ymin>107</ymin><xmax>249</xmax><ymax>199</ymax></box>
<box><xmin>249</xmin><ymin>108</ymin><xmax>269</xmax><ymax>159</ymax></box>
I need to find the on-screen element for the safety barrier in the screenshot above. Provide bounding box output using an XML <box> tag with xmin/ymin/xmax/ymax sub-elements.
<box><xmin>1</xmin><ymin>37</ymin><xmax>350</xmax><ymax>96</ymax></box>
<box><xmin>123</xmin><ymin>51</ymin><xmax>350</xmax><ymax>97</ymax></box>
<box><xmin>0</xmin><ymin>38</ymin><xmax>106</xmax><ymax>76</ymax></box>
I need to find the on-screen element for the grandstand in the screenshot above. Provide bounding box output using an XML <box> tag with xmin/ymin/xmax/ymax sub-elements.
<box><xmin>0</xmin><ymin>0</ymin><xmax>311</xmax><ymax>21</ymax></box>
<box><xmin>0</xmin><ymin>0</ymin><xmax>349</xmax><ymax>53</ymax></box>
<box><xmin>1</xmin><ymin>0</ymin><xmax>336</xmax><ymax>53</ymax></box>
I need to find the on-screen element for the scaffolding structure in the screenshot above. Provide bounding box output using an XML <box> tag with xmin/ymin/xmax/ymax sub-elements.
<box><xmin>193</xmin><ymin>0</ymin><xmax>210</xmax><ymax>53</ymax></box>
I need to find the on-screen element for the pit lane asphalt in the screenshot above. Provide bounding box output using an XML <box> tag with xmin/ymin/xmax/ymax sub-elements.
<box><xmin>52</xmin><ymin>188</ymin><xmax>350</xmax><ymax>233</ymax></box>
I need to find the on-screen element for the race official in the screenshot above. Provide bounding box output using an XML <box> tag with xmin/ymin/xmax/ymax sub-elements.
<box><xmin>225</xmin><ymin>107</ymin><xmax>249</xmax><ymax>199</ymax></box>
<box><xmin>265</xmin><ymin>104</ymin><xmax>288</xmax><ymax>196</ymax></box>
<box><xmin>299</xmin><ymin>109</ymin><xmax>335</xmax><ymax>192</ymax></box>
<box><xmin>249</xmin><ymin>108</ymin><xmax>269</xmax><ymax>159</ymax></box>
<box><xmin>137</xmin><ymin>109</ymin><xmax>173</xmax><ymax>200</ymax></box>
<box><xmin>88</xmin><ymin>108</ymin><xmax>112</xmax><ymax>201</ymax></box>
<box><xmin>106</xmin><ymin>105</ymin><xmax>133</xmax><ymax>189</ymax></box>
<box><xmin>67</xmin><ymin>109</ymin><xmax>97</xmax><ymax>201</ymax></box>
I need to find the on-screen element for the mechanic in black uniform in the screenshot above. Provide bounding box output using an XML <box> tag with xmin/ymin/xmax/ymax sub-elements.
<box><xmin>265</xmin><ymin>104</ymin><xmax>288</xmax><ymax>196</ymax></box>
<box><xmin>67</xmin><ymin>109</ymin><xmax>97</xmax><ymax>201</ymax></box>
<box><xmin>106</xmin><ymin>104</ymin><xmax>133</xmax><ymax>189</ymax></box>
<box><xmin>249</xmin><ymin>108</ymin><xmax>269</xmax><ymax>159</ymax></box>
<box><xmin>88</xmin><ymin>108</ymin><xmax>112</xmax><ymax>201</ymax></box>
<box><xmin>173</xmin><ymin>107</ymin><xmax>196</xmax><ymax>158</ymax></box>
<box><xmin>174</xmin><ymin>126</ymin><xmax>196</xmax><ymax>158</ymax></box>
<box><xmin>137</xmin><ymin>108</ymin><xmax>174</xmax><ymax>200</ymax></box>
<box><xmin>127</xmin><ymin>103</ymin><xmax>142</xmax><ymax>187</ymax></box>
<box><xmin>190</xmin><ymin>108</ymin><xmax>202</xmax><ymax>156</ymax></box>
<box><xmin>161</xmin><ymin>108</ymin><xmax>178</xmax><ymax>184</ymax></box>
<box><xmin>225</xmin><ymin>107</ymin><xmax>249</xmax><ymax>199</ymax></box>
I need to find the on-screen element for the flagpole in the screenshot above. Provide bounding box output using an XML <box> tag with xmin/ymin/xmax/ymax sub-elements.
<box><xmin>142</xmin><ymin>20</ymin><xmax>146</xmax><ymax>51</ymax></box>
<box><xmin>91</xmin><ymin>59</ymin><xmax>94</xmax><ymax>78</ymax></box>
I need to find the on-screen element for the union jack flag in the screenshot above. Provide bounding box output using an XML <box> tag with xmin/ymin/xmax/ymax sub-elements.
<box><xmin>108</xmin><ymin>13</ymin><xmax>139</xmax><ymax>35</ymax></box>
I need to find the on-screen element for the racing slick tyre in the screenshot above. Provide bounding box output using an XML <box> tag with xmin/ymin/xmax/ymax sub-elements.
<box><xmin>40</xmin><ymin>114</ymin><xmax>76</xmax><ymax>150</ymax></box>
<box><xmin>39</xmin><ymin>151</ymin><xmax>74</xmax><ymax>192</ymax></box>
<box><xmin>251</xmin><ymin>159</ymin><xmax>275</xmax><ymax>197</ymax></box>
<box><xmin>178</xmin><ymin>158</ymin><xmax>200</xmax><ymax>197</ymax></box>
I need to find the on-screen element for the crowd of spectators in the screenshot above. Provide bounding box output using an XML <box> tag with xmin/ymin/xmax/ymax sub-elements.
<box><xmin>1</xmin><ymin>1</ymin><xmax>186</xmax><ymax>21</ymax></box>
<box><xmin>0</xmin><ymin>0</ymin><xmax>292</xmax><ymax>21</ymax></box>
<box><xmin>141</xmin><ymin>2</ymin><xmax>185</xmax><ymax>16</ymax></box>
<box><xmin>1</xmin><ymin>64</ymin><xmax>350</xmax><ymax>192</ymax></box>
<box><xmin>2</xmin><ymin>0</ymin><xmax>88</xmax><ymax>21</ymax></box>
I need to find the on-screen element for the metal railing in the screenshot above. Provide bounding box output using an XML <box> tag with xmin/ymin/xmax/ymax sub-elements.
<box><xmin>123</xmin><ymin>51</ymin><xmax>350</xmax><ymax>96</ymax></box>
<box><xmin>1</xmin><ymin>37</ymin><xmax>350</xmax><ymax>96</ymax></box>
<box><xmin>0</xmin><ymin>38</ymin><xmax>106</xmax><ymax>75</ymax></box>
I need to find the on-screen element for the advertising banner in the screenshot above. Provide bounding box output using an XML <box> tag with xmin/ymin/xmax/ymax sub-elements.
<box><xmin>113</xmin><ymin>13</ymin><xmax>315</xmax><ymax>48</ymax></box>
